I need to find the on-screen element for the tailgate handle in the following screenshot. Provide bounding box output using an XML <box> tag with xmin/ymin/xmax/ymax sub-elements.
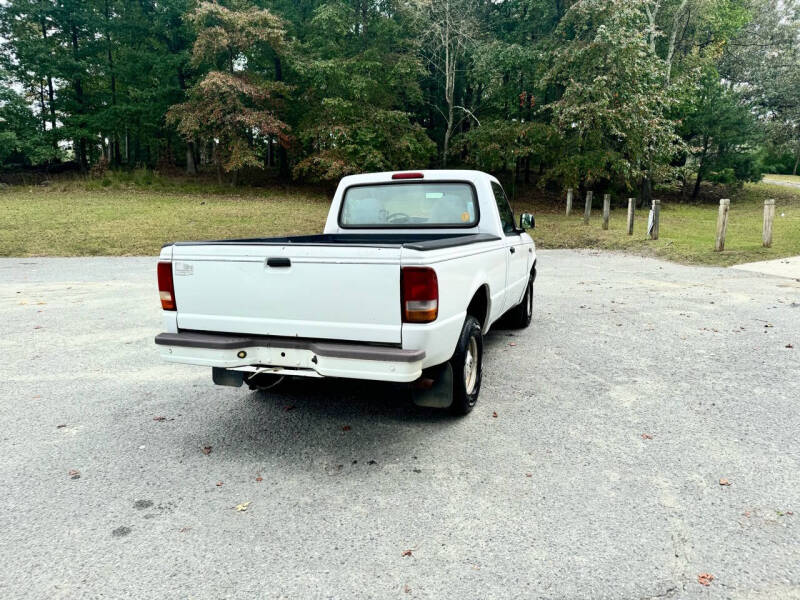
<box><xmin>267</xmin><ymin>257</ymin><xmax>291</xmax><ymax>268</ymax></box>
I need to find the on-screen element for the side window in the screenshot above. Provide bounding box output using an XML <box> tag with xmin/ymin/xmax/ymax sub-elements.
<box><xmin>491</xmin><ymin>182</ymin><xmax>517</xmax><ymax>235</ymax></box>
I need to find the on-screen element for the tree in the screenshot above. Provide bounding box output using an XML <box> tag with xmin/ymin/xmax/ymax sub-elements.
<box><xmin>541</xmin><ymin>0</ymin><xmax>680</xmax><ymax>192</ymax></box>
<box><xmin>290</xmin><ymin>0</ymin><xmax>434</xmax><ymax>181</ymax></box>
<box><xmin>420</xmin><ymin>0</ymin><xmax>480</xmax><ymax>166</ymax></box>
<box><xmin>678</xmin><ymin>66</ymin><xmax>764</xmax><ymax>197</ymax></box>
<box><xmin>167</xmin><ymin>2</ymin><xmax>291</xmax><ymax>184</ymax></box>
<box><xmin>0</xmin><ymin>84</ymin><xmax>59</xmax><ymax>167</ymax></box>
<box><xmin>0</xmin><ymin>0</ymin><xmax>60</xmax><ymax>152</ymax></box>
<box><xmin>721</xmin><ymin>0</ymin><xmax>800</xmax><ymax>174</ymax></box>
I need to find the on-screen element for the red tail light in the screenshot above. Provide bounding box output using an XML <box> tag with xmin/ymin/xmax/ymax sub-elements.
<box><xmin>392</xmin><ymin>172</ymin><xmax>424</xmax><ymax>180</ymax></box>
<box><xmin>157</xmin><ymin>261</ymin><xmax>176</xmax><ymax>311</ymax></box>
<box><xmin>401</xmin><ymin>267</ymin><xmax>438</xmax><ymax>323</ymax></box>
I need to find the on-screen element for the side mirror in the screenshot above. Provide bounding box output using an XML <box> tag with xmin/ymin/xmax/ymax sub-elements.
<box><xmin>519</xmin><ymin>213</ymin><xmax>535</xmax><ymax>230</ymax></box>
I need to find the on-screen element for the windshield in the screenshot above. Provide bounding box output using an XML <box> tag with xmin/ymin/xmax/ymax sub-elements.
<box><xmin>340</xmin><ymin>182</ymin><xmax>478</xmax><ymax>228</ymax></box>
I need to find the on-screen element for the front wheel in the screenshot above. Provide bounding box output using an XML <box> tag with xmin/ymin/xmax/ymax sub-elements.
<box><xmin>448</xmin><ymin>315</ymin><xmax>483</xmax><ymax>415</ymax></box>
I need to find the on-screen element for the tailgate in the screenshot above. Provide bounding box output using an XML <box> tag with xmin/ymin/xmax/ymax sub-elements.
<box><xmin>170</xmin><ymin>243</ymin><xmax>402</xmax><ymax>344</ymax></box>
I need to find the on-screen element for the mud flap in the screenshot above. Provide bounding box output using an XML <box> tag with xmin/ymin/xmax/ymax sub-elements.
<box><xmin>412</xmin><ymin>363</ymin><xmax>454</xmax><ymax>409</ymax></box>
<box><xmin>212</xmin><ymin>367</ymin><xmax>244</xmax><ymax>388</ymax></box>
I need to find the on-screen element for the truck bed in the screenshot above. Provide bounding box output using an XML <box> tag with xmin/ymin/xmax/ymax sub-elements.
<box><xmin>171</xmin><ymin>233</ymin><xmax>500</xmax><ymax>251</ymax></box>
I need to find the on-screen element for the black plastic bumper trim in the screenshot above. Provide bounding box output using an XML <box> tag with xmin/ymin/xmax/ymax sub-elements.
<box><xmin>155</xmin><ymin>332</ymin><xmax>425</xmax><ymax>363</ymax></box>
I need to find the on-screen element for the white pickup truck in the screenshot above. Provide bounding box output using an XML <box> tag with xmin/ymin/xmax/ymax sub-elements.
<box><xmin>155</xmin><ymin>170</ymin><xmax>536</xmax><ymax>414</ymax></box>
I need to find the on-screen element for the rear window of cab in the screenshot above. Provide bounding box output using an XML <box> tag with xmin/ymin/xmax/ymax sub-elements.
<box><xmin>339</xmin><ymin>182</ymin><xmax>478</xmax><ymax>228</ymax></box>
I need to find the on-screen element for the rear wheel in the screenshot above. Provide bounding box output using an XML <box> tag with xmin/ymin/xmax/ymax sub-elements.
<box><xmin>505</xmin><ymin>276</ymin><xmax>533</xmax><ymax>329</ymax></box>
<box><xmin>448</xmin><ymin>315</ymin><xmax>483</xmax><ymax>415</ymax></box>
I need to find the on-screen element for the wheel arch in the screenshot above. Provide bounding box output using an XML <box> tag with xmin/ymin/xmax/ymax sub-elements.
<box><xmin>466</xmin><ymin>284</ymin><xmax>491</xmax><ymax>333</ymax></box>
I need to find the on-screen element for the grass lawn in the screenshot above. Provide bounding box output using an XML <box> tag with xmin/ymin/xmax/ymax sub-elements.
<box><xmin>762</xmin><ymin>174</ymin><xmax>800</xmax><ymax>185</ymax></box>
<box><xmin>0</xmin><ymin>178</ymin><xmax>331</xmax><ymax>256</ymax></box>
<box><xmin>1</xmin><ymin>173</ymin><xmax>799</xmax><ymax>266</ymax></box>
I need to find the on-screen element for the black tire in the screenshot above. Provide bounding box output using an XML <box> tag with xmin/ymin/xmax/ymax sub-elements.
<box><xmin>505</xmin><ymin>276</ymin><xmax>533</xmax><ymax>329</ymax></box>
<box><xmin>448</xmin><ymin>315</ymin><xmax>483</xmax><ymax>415</ymax></box>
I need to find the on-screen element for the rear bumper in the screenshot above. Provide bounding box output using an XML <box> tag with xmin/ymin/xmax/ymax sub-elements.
<box><xmin>155</xmin><ymin>332</ymin><xmax>425</xmax><ymax>383</ymax></box>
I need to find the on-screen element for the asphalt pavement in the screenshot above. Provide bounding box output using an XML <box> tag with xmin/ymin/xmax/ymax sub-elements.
<box><xmin>1</xmin><ymin>250</ymin><xmax>799</xmax><ymax>599</ymax></box>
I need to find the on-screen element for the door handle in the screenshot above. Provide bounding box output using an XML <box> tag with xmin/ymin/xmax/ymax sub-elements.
<box><xmin>267</xmin><ymin>257</ymin><xmax>291</xmax><ymax>267</ymax></box>
<box><xmin>509</xmin><ymin>247</ymin><xmax>516</xmax><ymax>254</ymax></box>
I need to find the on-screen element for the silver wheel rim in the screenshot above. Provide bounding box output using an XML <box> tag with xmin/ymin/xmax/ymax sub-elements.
<box><xmin>464</xmin><ymin>336</ymin><xmax>479</xmax><ymax>395</ymax></box>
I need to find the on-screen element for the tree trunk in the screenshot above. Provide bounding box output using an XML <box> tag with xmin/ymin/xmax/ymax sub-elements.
<box><xmin>104</xmin><ymin>0</ymin><xmax>119</xmax><ymax>164</ymax></box>
<box><xmin>692</xmin><ymin>136</ymin><xmax>710</xmax><ymax>200</ymax></box>
<box><xmin>691</xmin><ymin>169</ymin><xmax>703</xmax><ymax>200</ymax></box>
<box><xmin>70</xmin><ymin>24</ymin><xmax>88</xmax><ymax>172</ymax></box>
<box><xmin>38</xmin><ymin>82</ymin><xmax>47</xmax><ymax>133</ymax></box>
<box><xmin>39</xmin><ymin>13</ymin><xmax>57</xmax><ymax>147</ymax></box>
<box><xmin>443</xmin><ymin>103</ymin><xmax>454</xmax><ymax>167</ymax></box>
<box><xmin>793</xmin><ymin>154</ymin><xmax>799</xmax><ymax>176</ymax></box>
<box><xmin>638</xmin><ymin>177</ymin><xmax>652</xmax><ymax>209</ymax></box>
<box><xmin>274</xmin><ymin>56</ymin><xmax>290</xmax><ymax>179</ymax></box>
<box><xmin>186</xmin><ymin>142</ymin><xmax>196</xmax><ymax>175</ymax></box>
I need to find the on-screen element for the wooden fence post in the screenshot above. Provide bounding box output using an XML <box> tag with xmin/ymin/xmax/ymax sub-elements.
<box><xmin>626</xmin><ymin>198</ymin><xmax>635</xmax><ymax>235</ymax></box>
<box><xmin>649</xmin><ymin>199</ymin><xmax>660</xmax><ymax>240</ymax></box>
<box><xmin>584</xmin><ymin>191</ymin><xmax>593</xmax><ymax>224</ymax></box>
<box><xmin>763</xmin><ymin>199</ymin><xmax>775</xmax><ymax>248</ymax></box>
<box><xmin>602</xmin><ymin>194</ymin><xmax>611</xmax><ymax>230</ymax></box>
<box><xmin>566</xmin><ymin>188</ymin><xmax>573</xmax><ymax>216</ymax></box>
<box><xmin>715</xmin><ymin>198</ymin><xmax>730</xmax><ymax>252</ymax></box>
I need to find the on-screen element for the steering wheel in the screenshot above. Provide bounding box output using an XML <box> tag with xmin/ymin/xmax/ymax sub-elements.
<box><xmin>386</xmin><ymin>212</ymin><xmax>411</xmax><ymax>224</ymax></box>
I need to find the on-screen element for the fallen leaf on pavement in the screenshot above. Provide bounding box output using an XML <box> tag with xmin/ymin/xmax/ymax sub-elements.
<box><xmin>719</xmin><ymin>478</ymin><xmax>731</xmax><ymax>486</ymax></box>
<box><xmin>401</xmin><ymin>550</ymin><xmax>413</xmax><ymax>557</ymax></box>
<box><xmin>641</xmin><ymin>433</ymin><xmax>653</xmax><ymax>440</ymax></box>
<box><xmin>216</xmin><ymin>481</ymin><xmax>223</xmax><ymax>487</ymax></box>
<box><xmin>492</xmin><ymin>411</ymin><xmax>498</xmax><ymax>418</ymax></box>
<box><xmin>787</xmin><ymin>344</ymin><xmax>794</xmax><ymax>349</ymax></box>
<box><xmin>698</xmin><ymin>573</ymin><xmax>714</xmax><ymax>586</ymax></box>
<box><xmin>235</xmin><ymin>501</ymin><xmax>251</xmax><ymax>512</ymax></box>
<box><xmin>179</xmin><ymin>527</ymin><xmax>192</xmax><ymax>533</ymax></box>
<box><xmin>56</xmin><ymin>424</ymin><xmax>67</xmax><ymax>429</ymax></box>
<box><xmin>201</xmin><ymin>446</ymin><xmax>212</xmax><ymax>455</ymax></box>
<box><xmin>255</xmin><ymin>477</ymin><xmax>263</xmax><ymax>482</ymax></box>
<box><xmin>342</xmin><ymin>425</ymin><xmax>351</xmax><ymax>431</ymax></box>
<box><xmin>509</xmin><ymin>342</ymin><xmax>516</xmax><ymax>347</ymax></box>
<box><xmin>403</xmin><ymin>584</ymin><xmax>411</xmax><ymax>593</ymax></box>
<box><xmin>68</xmin><ymin>469</ymin><xmax>80</xmax><ymax>479</ymax></box>
<box><xmin>153</xmin><ymin>416</ymin><xmax>167</xmax><ymax>422</ymax></box>
<box><xmin>525</xmin><ymin>473</ymin><xmax>532</xmax><ymax>478</ymax></box>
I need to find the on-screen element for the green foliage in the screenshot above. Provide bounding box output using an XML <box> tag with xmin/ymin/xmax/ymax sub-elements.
<box><xmin>290</xmin><ymin>0</ymin><xmax>429</xmax><ymax>181</ymax></box>
<box><xmin>0</xmin><ymin>0</ymin><xmax>795</xmax><ymax>193</ymax></box>
<box><xmin>0</xmin><ymin>86</ymin><xmax>60</xmax><ymax>167</ymax></box>
<box><xmin>452</xmin><ymin>120</ymin><xmax>556</xmax><ymax>174</ymax></box>
<box><xmin>677</xmin><ymin>65</ymin><xmax>764</xmax><ymax>195</ymax></box>
<box><xmin>293</xmin><ymin>99</ymin><xmax>435</xmax><ymax>181</ymax></box>
<box><xmin>540</xmin><ymin>0</ymin><xmax>680</xmax><ymax>190</ymax></box>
